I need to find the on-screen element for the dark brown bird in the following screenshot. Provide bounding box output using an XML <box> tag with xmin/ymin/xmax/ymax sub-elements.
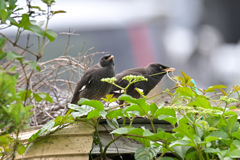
<box><xmin>109</xmin><ymin>63</ymin><xmax>174</xmax><ymax>99</ymax></box>
<box><xmin>71</xmin><ymin>54</ymin><xmax>115</xmax><ymax>104</ymax></box>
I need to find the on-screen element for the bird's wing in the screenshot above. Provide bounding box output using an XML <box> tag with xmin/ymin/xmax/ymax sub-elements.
<box><xmin>71</xmin><ymin>68</ymin><xmax>96</xmax><ymax>104</ymax></box>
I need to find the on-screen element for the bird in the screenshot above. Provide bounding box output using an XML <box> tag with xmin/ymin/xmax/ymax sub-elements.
<box><xmin>109</xmin><ymin>63</ymin><xmax>174</xmax><ymax>99</ymax></box>
<box><xmin>71</xmin><ymin>54</ymin><xmax>115</xmax><ymax>105</ymax></box>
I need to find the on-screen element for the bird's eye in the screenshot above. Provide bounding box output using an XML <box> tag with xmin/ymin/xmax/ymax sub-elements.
<box><xmin>159</xmin><ymin>66</ymin><xmax>163</xmax><ymax>69</ymax></box>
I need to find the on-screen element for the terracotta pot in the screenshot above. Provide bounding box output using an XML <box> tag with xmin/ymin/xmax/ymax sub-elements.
<box><xmin>16</xmin><ymin>121</ymin><xmax>95</xmax><ymax>160</ymax></box>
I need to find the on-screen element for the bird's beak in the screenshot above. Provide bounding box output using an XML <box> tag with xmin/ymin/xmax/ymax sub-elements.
<box><xmin>107</xmin><ymin>55</ymin><xmax>114</xmax><ymax>61</ymax></box>
<box><xmin>163</xmin><ymin>68</ymin><xmax>175</xmax><ymax>72</ymax></box>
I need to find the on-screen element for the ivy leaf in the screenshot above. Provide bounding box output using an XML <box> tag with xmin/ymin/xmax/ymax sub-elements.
<box><xmin>44</xmin><ymin>29</ymin><xmax>57</xmax><ymax>42</ymax></box>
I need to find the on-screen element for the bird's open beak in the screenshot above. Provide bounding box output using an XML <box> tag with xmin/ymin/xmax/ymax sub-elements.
<box><xmin>163</xmin><ymin>68</ymin><xmax>175</xmax><ymax>72</ymax></box>
<box><xmin>107</xmin><ymin>55</ymin><xmax>114</xmax><ymax>61</ymax></box>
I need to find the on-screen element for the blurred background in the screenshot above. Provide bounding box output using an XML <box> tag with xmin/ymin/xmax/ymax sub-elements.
<box><xmin>2</xmin><ymin>0</ymin><xmax>240</xmax><ymax>92</ymax></box>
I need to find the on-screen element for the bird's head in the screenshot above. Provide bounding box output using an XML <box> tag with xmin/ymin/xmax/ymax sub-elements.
<box><xmin>99</xmin><ymin>54</ymin><xmax>114</xmax><ymax>67</ymax></box>
<box><xmin>147</xmin><ymin>63</ymin><xmax>175</xmax><ymax>77</ymax></box>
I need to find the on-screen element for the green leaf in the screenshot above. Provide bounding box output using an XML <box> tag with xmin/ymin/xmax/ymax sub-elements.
<box><xmin>150</xmin><ymin>103</ymin><xmax>158</xmax><ymax>117</ymax></box>
<box><xmin>0</xmin><ymin>37</ymin><xmax>6</xmax><ymax>48</ymax></box>
<box><xmin>44</xmin><ymin>29</ymin><xmax>57</xmax><ymax>42</ymax></box>
<box><xmin>172</xmin><ymin>146</ymin><xmax>191</xmax><ymax>159</ymax></box>
<box><xmin>157</xmin><ymin>157</ymin><xmax>175</xmax><ymax>160</ymax></box>
<box><xmin>18</xmin><ymin>14</ymin><xmax>31</xmax><ymax>27</ymax></box>
<box><xmin>233</xmin><ymin>131</ymin><xmax>240</xmax><ymax>138</ymax></box>
<box><xmin>69</xmin><ymin>104</ymin><xmax>93</xmax><ymax>118</ymax></box>
<box><xmin>0</xmin><ymin>51</ymin><xmax>7</xmax><ymax>60</ymax></box>
<box><xmin>0</xmin><ymin>9</ymin><xmax>8</xmax><ymax>23</ymax></box>
<box><xmin>230</xmin><ymin>149</ymin><xmax>240</xmax><ymax>158</ymax></box>
<box><xmin>208</xmin><ymin>131</ymin><xmax>229</xmax><ymax>140</ymax></box>
<box><xmin>24</xmin><ymin>61</ymin><xmax>41</xmax><ymax>71</ymax></box>
<box><xmin>204</xmin><ymin>147</ymin><xmax>220</xmax><ymax>153</ymax></box>
<box><xmin>25</xmin><ymin>25</ymin><xmax>44</xmax><ymax>37</ymax></box>
<box><xmin>17</xmin><ymin>143</ymin><xmax>26</xmax><ymax>155</ymax></box>
<box><xmin>106</xmin><ymin>109</ymin><xmax>123</xmax><ymax>119</ymax></box>
<box><xmin>28</xmin><ymin>119</ymin><xmax>55</xmax><ymax>143</ymax></box>
<box><xmin>155</xmin><ymin>107</ymin><xmax>176</xmax><ymax>118</ymax></box>
<box><xmin>32</xmin><ymin>93</ymin><xmax>53</xmax><ymax>103</ymax></box>
<box><xmin>170</xmin><ymin>140</ymin><xmax>192</xmax><ymax>147</ymax></box>
<box><xmin>205</xmin><ymin>85</ymin><xmax>227</xmax><ymax>92</ymax></box>
<box><xmin>185</xmin><ymin>150</ymin><xmax>198</xmax><ymax>160</ymax></box>
<box><xmin>87</xmin><ymin>110</ymin><xmax>100</xmax><ymax>119</ymax></box>
<box><xmin>176</xmin><ymin>87</ymin><xmax>194</xmax><ymax>97</ymax></box>
<box><xmin>227</xmin><ymin>114</ymin><xmax>238</xmax><ymax>133</ymax></box>
<box><xmin>124</xmin><ymin>104</ymin><xmax>145</xmax><ymax>116</ymax></box>
<box><xmin>17</xmin><ymin>90</ymin><xmax>32</xmax><ymax>101</ymax></box>
<box><xmin>193</xmin><ymin>97</ymin><xmax>211</xmax><ymax>108</ymax></box>
<box><xmin>118</xmin><ymin>94</ymin><xmax>146</xmax><ymax>106</ymax></box>
<box><xmin>106</xmin><ymin>118</ymin><xmax>119</xmax><ymax>129</ymax></box>
<box><xmin>158</xmin><ymin>115</ymin><xmax>177</xmax><ymax>126</ymax></box>
<box><xmin>78</xmin><ymin>98</ymin><xmax>104</xmax><ymax>111</ymax></box>
<box><xmin>6</xmin><ymin>51</ymin><xmax>24</xmax><ymax>62</ymax></box>
<box><xmin>173</xmin><ymin>124</ymin><xmax>195</xmax><ymax>140</ymax></box>
<box><xmin>134</xmin><ymin>147</ymin><xmax>158</xmax><ymax>160</ymax></box>
<box><xmin>111</xmin><ymin>127</ymin><xmax>135</xmax><ymax>134</ymax></box>
<box><xmin>233</xmin><ymin>140</ymin><xmax>240</xmax><ymax>150</ymax></box>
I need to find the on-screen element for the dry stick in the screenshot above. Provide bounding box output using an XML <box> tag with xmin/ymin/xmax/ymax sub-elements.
<box><xmin>42</xmin><ymin>105</ymin><xmax>54</xmax><ymax>119</ymax></box>
<box><xmin>78</xmin><ymin>41</ymin><xmax>85</xmax><ymax>59</ymax></box>
<box><xmin>0</xmin><ymin>32</ymin><xmax>39</xmax><ymax>58</ymax></box>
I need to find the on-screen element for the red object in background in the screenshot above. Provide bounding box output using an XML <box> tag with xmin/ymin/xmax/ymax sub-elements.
<box><xmin>128</xmin><ymin>24</ymin><xmax>157</xmax><ymax>67</ymax></box>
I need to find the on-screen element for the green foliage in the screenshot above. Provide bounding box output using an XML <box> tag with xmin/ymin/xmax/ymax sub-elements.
<box><xmin>0</xmin><ymin>0</ymin><xmax>66</xmax><ymax>159</ymax></box>
<box><xmin>29</xmin><ymin>72</ymin><xmax>240</xmax><ymax>160</ymax></box>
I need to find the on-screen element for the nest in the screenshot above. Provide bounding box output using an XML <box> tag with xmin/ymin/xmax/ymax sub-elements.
<box><xmin>20</xmin><ymin>53</ymin><xmax>105</xmax><ymax>126</ymax></box>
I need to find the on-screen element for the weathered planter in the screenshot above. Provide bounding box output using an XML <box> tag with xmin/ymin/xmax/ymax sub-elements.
<box><xmin>16</xmin><ymin>121</ymin><xmax>95</xmax><ymax>160</ymax></box>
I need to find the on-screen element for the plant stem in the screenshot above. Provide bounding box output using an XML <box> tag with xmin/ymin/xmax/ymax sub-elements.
<box><xmin>11</xmin><ymin>128</ymin><xmax>20</xmax><ymax>160</ymax></box>
<box><xmin>40</xmin><ymin>6</ymin><xmax>50</xmax><ymax>56</ymax></box>
<box><xmin>102</xmin><ymin>135</ymin><xmax>123</xmax><ymax>159</ymax></box>
<box><xmin>95</xmin><ymin>118</ymin><xmax>103</xmax><ymax>159</ymax></box>
<box><xmin>150</xmin><ymin>119</ymin><xmax>156</xmax><ymax>133</ymax></box>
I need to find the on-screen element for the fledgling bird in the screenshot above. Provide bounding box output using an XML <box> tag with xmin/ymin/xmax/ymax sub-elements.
<box><xmin>71</xmin><ymin>54</ymin><xmax>115</xmax><ymax>104</ymax></box>
<box><xmin>109</xmin><ymin>63</ymin><xmax>174</xmax><ymax>99</ymax></box>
